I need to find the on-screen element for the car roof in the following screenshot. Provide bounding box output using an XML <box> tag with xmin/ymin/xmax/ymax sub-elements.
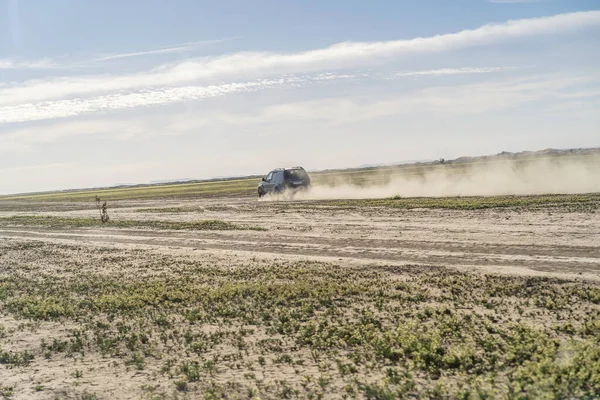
<box><xmin>273</xmin><ymin>166</ymin><xmax>305</xmax><ymax>171</ymax></box>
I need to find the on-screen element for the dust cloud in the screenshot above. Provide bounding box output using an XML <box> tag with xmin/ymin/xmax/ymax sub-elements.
<box><xmin>262</xmin><ymin>156</ymin><xmax>600</xmax><ymax>201</ymax></box>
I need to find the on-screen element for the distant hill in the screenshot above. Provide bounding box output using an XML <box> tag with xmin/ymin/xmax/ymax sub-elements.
<box><xmin>450</xmin><ymin>147</ymin><xmax>600</xmax><ymax>165</ymax></box>
<box><xmin>325</xmin><ymin>147</ymin><xmax>600</xmax><ymax>174</ymax></box>
<box><xmin>149</xmin><ymin>179</ymin><xmax>193</xmax><ymax>185</ymax></box>
<box><xmin>357</xmin><ymin>159</ymin><xmax>434</xmax><ymax>168</ymax></box>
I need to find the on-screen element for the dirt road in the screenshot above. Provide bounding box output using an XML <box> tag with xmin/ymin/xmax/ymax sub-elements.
<box><xmin>1</xmin><ymin>197</ymin><xmax>598</xmax><ymax>280</ymax></box>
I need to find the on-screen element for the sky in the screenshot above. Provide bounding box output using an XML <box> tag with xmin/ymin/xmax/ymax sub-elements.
<box><xmin>1</xmin><ymin>0</ymin><xmax>599</xmax><ymax>194</ymax></box>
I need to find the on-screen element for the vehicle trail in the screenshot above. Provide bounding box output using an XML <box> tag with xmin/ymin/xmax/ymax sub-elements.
<box><xmin>263</xmin><ymin>156</ymin><xmax>600</xmax><ymax>201</ymax></box>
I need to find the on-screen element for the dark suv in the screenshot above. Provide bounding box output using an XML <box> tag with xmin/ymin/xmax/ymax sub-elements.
<box><xmin>258</xmin><ymin>167</ymin><xmax>311</xmax><ymax>197</ymax></box>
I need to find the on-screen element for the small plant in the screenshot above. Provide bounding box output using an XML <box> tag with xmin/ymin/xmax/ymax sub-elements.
<box><xmin>72</xmin><ymin>369</ymin><xmax>83</xmax><ymax>379</ymax></box>
<box><xmin>174</xmin><ymin>380</ymin><xmax>188</xmax><ymax>392</ymax></box>
<box><xmin>204</xmin><ymin>359</ymin><xmax>217</xmax><ymax>374</ymax></box>
<box><xmin>0</xmin><ymin>348</ymin><xmax>34</xmax><ymax>366</ymax></box>
<box><xmin>0</xmin><ymin>386</ymin><xmax>13</xmax><ymax>397</ymax></box>
<box><xmin>127</xmin><ymin>353</ymin><xmax>145</xmax><ymax>370</ymax></box>
<box><xmin>179</xmin><ymin>361</ymin><xmax>201</xmax><ymax>382</ymax></box>
<box><xmin>274</xmin><ymin>354</ymin><xmax>294</xmax><ymax>364</ymax></box>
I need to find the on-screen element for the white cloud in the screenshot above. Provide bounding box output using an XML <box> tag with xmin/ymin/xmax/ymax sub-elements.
<box><xmin>0</xmin><ymin>39</ymin><xmax>230</xmax><ymax>71</ymax></box>
<box><xmin>1</xmin><ymin>11</ymin><xmax>598</xmax><ymax>106</ymax></box>
<box><xmin>88</xmin><ymin>38</ymin><xmax>234</xmax><ymax>63</ymax></box>
<box><xmin>0</xmin><ymin>119</ymin><xmax>154</xmax><ymax>152</ymax></box>
<box><xmin>0</xmin><ymin>74</ymin><xmax>355</xmax><ymax>124</ymax></box>
<box><xmin>0</xmin><ymin>68</ymin><xmax>541</xmax><ymax>124</ymax></box>
<box><xmin>2</xmin><ymin>72</ymin><xmax>596</xmax><ymax>153</ymax></box>
<box><xmin>193</xmin><ymin>73</ymin><xmax>600</xmax><ymax>126</ymax></box>
<box><xmin>0</xmin><ymin>58</ymin><xmax>57</xmax><ymax>69</ymax></box>
<box><xmin>0</xmin><ymin>79</ymin><xmax>280</xmax><ymax>124</ymax></box>
<box><xmin>0</xmin><ymin>113</ymin><xmax>221</xmax><ymax>154</ymax></box>
<box><xmin>395</xmin><ymin>66</ymin><xmax>521</xmax><ymax>77</ymax></box>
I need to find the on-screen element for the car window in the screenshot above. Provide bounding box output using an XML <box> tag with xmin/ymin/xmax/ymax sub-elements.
<box><xmin>265</xmin><ymin>172</ymin><xmax>273</xmax><ymax>182</ymax></box>
<box><xmin>272</xmin><ymin>171</ymin><xmax>282</xmax><ymax>184</ymax></box>
<box><xmin>284</xmin><ymin>169</ymin><xmax>308</xmax><ymax>180</ymax></box>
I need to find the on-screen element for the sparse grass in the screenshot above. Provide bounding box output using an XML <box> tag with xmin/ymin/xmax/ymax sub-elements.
<box><xmin>0</xmin><ymin>385</ymin><xmax>13</xmax><ymax>398</ymax></box>
<box><xmin>136</xmin><ymin>207</ymin><xmax>204</xmax><ymax>213</ymax></box>
<box><xmin>314</xmin><ymin>193</ymin><xmax>600</xmax><ymax>211</ymax></box>
<box><xmin>0</xmin><ymin>347</ymin><xmax>34</xmax><ymax>367</ymax></box>
<box><xmin>72</xmin><ymin>369</ymin><xmax>84</xmax><ymax>379</ymax></box>
<box><xmin>0</xmin><ymin>240</ymin><xmax>599</xmax><ymax>398</ymax></box>
<box><xmin>174</xmin><ymin>380</ymin><xmax>188</xmax><ymax>392</ymax></box>
<box><xmin>0</xmin><ymin>215</ymin><xmax>266</xmax><ymax>231</ymax></box>
<box><xmin>0</xmin><ymin>178</ymin><xmax>260</xmax><ymax>202</ymax></box>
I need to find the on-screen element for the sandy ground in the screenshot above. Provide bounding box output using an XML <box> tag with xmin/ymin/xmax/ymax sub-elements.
<box><xmin>0</xmin><ymin>196</ymin><xmax>599</xmax><ymax>399</ymax></box>
<box><xmin>1</xmin><ymin>197</ymin><xmax>599</xmax><ymax>281</ymax></box>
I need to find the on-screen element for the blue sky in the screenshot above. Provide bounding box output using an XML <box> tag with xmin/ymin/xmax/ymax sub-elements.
<box><xmin>1</xmin><ymin>0</ymin><xmax>599</xmax><ymax>193</ymax></box>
